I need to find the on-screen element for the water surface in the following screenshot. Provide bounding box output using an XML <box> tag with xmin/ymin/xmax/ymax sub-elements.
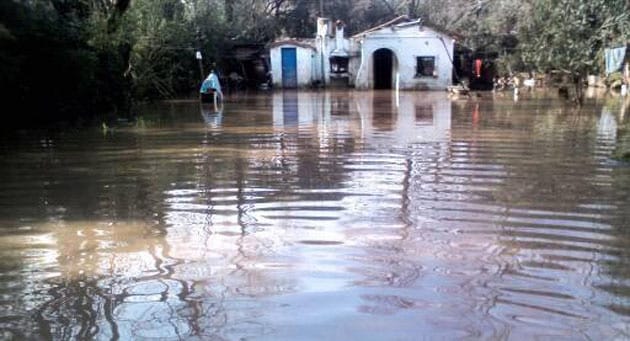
<box><xmin>1</xmin><ymin>90</ymin><xmax>630</xmax><ymax>340</ymax></box>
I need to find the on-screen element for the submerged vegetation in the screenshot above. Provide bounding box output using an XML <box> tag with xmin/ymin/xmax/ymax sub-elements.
<box><xmin>0</xmin><ymin>0</ymin><xmax>629</xmax><ymax>126</ymax></box>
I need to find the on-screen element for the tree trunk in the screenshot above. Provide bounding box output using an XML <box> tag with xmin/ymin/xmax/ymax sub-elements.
<box><xmin>225</xmin><ymin>0</ymin><xmax>233</xmax><ymax>22</ymax></box>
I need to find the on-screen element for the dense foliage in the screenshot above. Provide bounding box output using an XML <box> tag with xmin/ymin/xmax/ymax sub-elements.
<box><xmin>0</xmin><ymin>0</ymin><xmax>132</xmax><ymax>126</ymax></box>
<box><xmin>520</xmin><ymin>0</ymin><xmax>630</xmax><ymax>103</ymax></box>
<box><xmin>0</xmin><ymin>0</ymin><xmax>629</xmax><ymax>126</ymax></box>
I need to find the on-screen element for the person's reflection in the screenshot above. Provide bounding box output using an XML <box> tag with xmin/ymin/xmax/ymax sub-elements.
<box><xmin>200</xmin><ymin>102</ymin><xmax>224</xmax><ymax>128</ymax></box>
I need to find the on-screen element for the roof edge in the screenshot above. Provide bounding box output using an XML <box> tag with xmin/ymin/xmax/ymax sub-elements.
<box><xmin>351</xmin><ymin>16</ymin><xmax>455</xmax><ymax>40</ymax></box>
<box><xmin>268</xmin><ymin>39</ymin><xmax>316</xmax><ymax>50</ymax></box>
<box><xmin>352</xmin><ymin>15</ymin><xmax>411</xmax><ymax>38</ymax></box>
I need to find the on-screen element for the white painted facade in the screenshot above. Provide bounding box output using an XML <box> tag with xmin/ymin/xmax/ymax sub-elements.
<box><xmin>352</xmin><ymin>24</ymin><xmax>454</xmax><ymax>90</ymax></box>
<box><xmin>269</xmin><ymin>40</ymin><xmax>316</xmax><ymax>88</ymax></box>
<box><xmin>269</xmin><ymin>17</ymin><xmax>454</xmax><ymax>90</ymax></box>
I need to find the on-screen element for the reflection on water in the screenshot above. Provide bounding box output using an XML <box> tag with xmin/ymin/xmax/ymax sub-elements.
<box><xmin>201</xmin><ymin>102</ymin><xmax>223</xmax><ymax>128</ymax></box>
<box><xmin>1</xmin><ymin>90</ymin><xmax>630</xmax><ymax>339</ymax></box>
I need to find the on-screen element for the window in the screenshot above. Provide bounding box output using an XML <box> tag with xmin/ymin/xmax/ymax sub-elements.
<box><xmin>416</xmin><ymin>56</ymin><xmax>436</xmax><ymax>77</ymax></box>
<box><xmin>330</xmin><ymin>56</ymin><xmax>349</xmax><ymax>74</ymax></box>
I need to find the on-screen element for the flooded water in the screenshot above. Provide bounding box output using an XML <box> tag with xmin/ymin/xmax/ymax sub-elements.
<box><xmin>1</xmin><ymin>90</ymin><xmax>630</xmax><ymax>340</ymax></box>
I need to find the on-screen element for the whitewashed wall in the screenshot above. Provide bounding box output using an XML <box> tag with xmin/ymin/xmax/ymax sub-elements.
<box><xmin>353</xmin><ymin>26</ymin><xmax>454</xmax><ymax>90</ymax></box>
<box><xmin>269</xmin><ymin>44</ymin><xmax>315</xmax><ymax>88</ymax></box>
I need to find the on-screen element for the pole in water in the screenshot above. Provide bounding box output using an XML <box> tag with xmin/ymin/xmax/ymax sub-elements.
<box><xmin>196</xmin><ymin>51</ymin><xmax>204</xmax><ymax>82</ymax></box>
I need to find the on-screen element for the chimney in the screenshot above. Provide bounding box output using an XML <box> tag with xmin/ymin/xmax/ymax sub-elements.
<box><xmin>317</xmin><ymin>17</ymin><xmax>331</xmax><ymax>37</ymax></box>
<box><xmin>335</xmin><ymin>20</ymin><xmax>345</xmax><ymax>50</ymax></box>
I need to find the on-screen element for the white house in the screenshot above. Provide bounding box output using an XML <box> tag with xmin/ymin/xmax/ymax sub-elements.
<box><xmin>351</xmin><ymin>16</ymin><xmax>455</xmax><ymax>90</ymax></box>
<box><xmin>269</xmin><ymin>16</ymin><xmax>455</xmax><ymax>90</ymax></box>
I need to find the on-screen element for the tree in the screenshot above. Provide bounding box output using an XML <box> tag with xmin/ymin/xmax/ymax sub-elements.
<box><xmin>520</xmin><ymin>0</ymin><xmax>630</xmax><ymax>104</ymax></box>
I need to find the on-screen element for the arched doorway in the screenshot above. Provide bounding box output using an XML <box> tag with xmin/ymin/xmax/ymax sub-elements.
<box><xmin>373</xmin><ymin>48</ymin><xmax>396</xmax><ymax>89</ymax></box>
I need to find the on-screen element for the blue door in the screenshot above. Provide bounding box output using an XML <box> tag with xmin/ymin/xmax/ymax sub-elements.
<box><xmin>281</xmin><ymin>48</ymin><xmax>298</xmax><ymax>88</ymax></box>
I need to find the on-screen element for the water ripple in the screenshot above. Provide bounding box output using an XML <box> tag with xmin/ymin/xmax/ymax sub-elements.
<box><xmin>0</xmin><ymin>92</ymin><xmax>629</xmax><ymax>339</ymax></box>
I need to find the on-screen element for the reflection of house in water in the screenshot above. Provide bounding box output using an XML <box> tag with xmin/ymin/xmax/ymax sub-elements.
<box><xmin>271</xmin><ymin>90</ymin><xmax>452</xmax><ymax>146</ymax></box>
<box><xmin>415</xmin><ymin>102</ymin><xmax>434</xmax><ymax>125</ymax></box>
<box><xmin>353</xmin><ymin>92</ymin><xmax>452</xmax><ymax>144</ymax></box>
<box><xmin>330</xmin><ymin>92</ymin><xmax>350</xmax><ymax>116</ymax></box>
<box><xmin>272</xmin><ymin>92</ymin><xmax>315</xmax><ymax>127</ymax></box>
<box><xmin>372</xmin><ymin>93</ymin><xmax>396</xmax><ymax>131</ymax></box>
<box><xmin>271</xmin><ymin>91</ymin><xmax>362</xmax><ymax>134</ymax></box>
<box><xmin>281</xmin><ymin>91</ymin><xmax>299</xmax><ymax>126</ymax></box>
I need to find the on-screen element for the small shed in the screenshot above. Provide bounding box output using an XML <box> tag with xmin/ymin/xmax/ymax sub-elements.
<box><xmin>269</xmin><ymin>40</ymin><xmax>316</xmax><ymax>88</ymax></box>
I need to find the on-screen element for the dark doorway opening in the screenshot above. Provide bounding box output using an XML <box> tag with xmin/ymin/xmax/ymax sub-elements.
<box><xmin>373</xmin><ymin>49</ymin><xmax>394</xmax><ymax>89</ymax></box>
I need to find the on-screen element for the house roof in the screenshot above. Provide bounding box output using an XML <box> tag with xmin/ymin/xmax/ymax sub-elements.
<box><xmin>352</xmin><ymin>15</ymin><xmax>457</xmax><ymax>41</ymax></box>
<box><xmin>229</xmin><ymin>44</ymin><xmax>266</xmax><ymax>61</ymax></box>
<box><xmin>352</xmin><ymin>15</ymin><xmax>412</xmax><ymax>38</ymax></box>
<box><xmin>268</xmin><ymin>39</ymin><xmax>316</xmax><ymax>50</ymax></box>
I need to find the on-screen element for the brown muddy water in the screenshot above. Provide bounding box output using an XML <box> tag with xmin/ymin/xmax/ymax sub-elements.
<box><xmin>1</xmin><ymin>90</ymin><xmax>630</xmax><ymax>340</ymax></box>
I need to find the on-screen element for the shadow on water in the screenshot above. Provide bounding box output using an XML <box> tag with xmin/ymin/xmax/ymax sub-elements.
<box><xmin>1</xmin><ymin>90</ymin><xmax>630</xmax><ymax>339</ymax></box>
